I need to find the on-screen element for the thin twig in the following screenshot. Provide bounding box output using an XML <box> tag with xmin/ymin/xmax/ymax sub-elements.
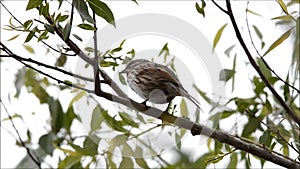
<box><xmin>245</xmin><ymin>1</ymin><xmax>300</xmax><ymax>94</ymax></box>
<box><xmin>0</xmin><ymin>99</ymin><xmax>41</xmax><ymax>168</ymax></box>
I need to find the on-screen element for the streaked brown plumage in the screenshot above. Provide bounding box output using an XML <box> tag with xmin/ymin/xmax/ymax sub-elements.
<box><xmin>121</xmin><ymin>59</ymin><xmax>201</xmax><ymax>110</ymax></box>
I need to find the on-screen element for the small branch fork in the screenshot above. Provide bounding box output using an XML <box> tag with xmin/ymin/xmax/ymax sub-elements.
<box><xmin>1</xmin><ymin>1</ymin><xmax>299</xmax><ymax>168</ymax></box>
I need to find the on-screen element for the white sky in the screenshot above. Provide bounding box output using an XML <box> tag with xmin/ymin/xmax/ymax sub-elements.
<box><xmin>1</xmin><ymin>1</ymin><xmax>297</xmax><ymax>168</ymax></box>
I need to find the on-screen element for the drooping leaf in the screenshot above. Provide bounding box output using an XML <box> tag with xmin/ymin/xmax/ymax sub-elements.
<box><xmin>87</xmin><ymin>0</ymin><xmax>115</xmax><ymax>27</ymax></box>
<box><xmin>213</xmin><ymin>23</ymin><xmax>228</xmax><ymax>52</ymax></box>
<box><xmin>263</xmin><ymin>27</ymin><xmax>293</xmax><ymax>56</ymax></box>
<box><xmin>25</xmin><ymin>31</ymin><xmax>35</xmax><ymax>43</ymax></box>
<box><xmin>73</xmin><ymin>0</ymin><xmax>94</xmax><ymax>23</ymax></box>
<box><xmin>227</xmin><ymin>153</ymin><xmax>238</xmax><ymax>169</ymax></box>
<box><xmin>119</xmin><ymin>73</ymin><xmax>127</xmax><ymax>85</ymax></box>
<box><xmin>26</xmin><ymin>0</ymin><xmax>43</xmax><ymax>10</ymax></box>
<box><xmin>48</xmin><ymin>98</ymin><xmax>64</xmax><ymax>133</ymax></box>
<box><xmin>180</xmin><ymin>99</ymin><xmax>188</xmax><ymax>117</ymax></box>
<box><xmin>252</xmin><ymin>25</ymin><xmax>263</xmax><ymax>39</ymax></box>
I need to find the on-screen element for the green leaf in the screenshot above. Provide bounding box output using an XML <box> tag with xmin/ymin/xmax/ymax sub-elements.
<box><xmin>263</xmin><ymin>27</ymin><xmax>293</xmax><ymax>56</ymax></box>
<box><xmin>69</xmin><ymin>91</ymin><xmax>87</xmax><ymax>108</ymax></box>
<box><xmin>119</xmin><ymin>73</ymin><xmax>127</xmax><ymax>85</ymax></box>
<box><xmin>158</xmin><ymin>43</ymin><xmax>169</xmax><ymax>62</ymax></box>
<box><xmin>100</xmin><ymin>61</ymin><xmax>118</xmax><ymax>67</ymax></box>
<box><xmin>277</xmin><ymin>0</ymin><xmax>289</xmax><ymax>15</ymax></box>
<box><xmin>246</xmin><ymin>9</ymin><xmax>262</xmax><ymax>17</ymax></box>
<box><xmin>119</xmin><ymin>157</ymin><xmax>134</xmax><ymax>169</ymax></box>
<box><xmin>55</xmin><ymin>54</ymin><xmax>67</xmax><ymax>67</ymax></box>
<box><xmin>23</xmin><ymin>44</ymin><xmax>35</xmax><ymax>54</ymax></box>
<box><xmin>257</xmin><ymin>58</ymin><xmax>271</xmax><ymax>79</ymax></box>
<box><xmin>83</xmin><ymin>135</ymin><xmax>100</xmax><ymax>156</ymax></box>
<box><xmin>58</xmin><ymin>155</ymin><xmax>82</xmax><ymax>169</ymax></box>
<box><xmin>48</xmin><ymin>98</ymin><xmax>64</xmax><ymax>133</ymax></box>
<box><xmin>175</xmin><ymin>132</ymin><xmax>181</xmax><ymax>150</ymax></box>
<box><xmin>39</xmin><ymin>132</ymin><xmax>55</xmax><ymax>155</ymax></box>
<box><xmin>252</xmin><ymin>25</ymin><xmax>262</xmax><ymax>39</ymax></box>
<box><xmin>219</xmin><ymin>69</ymin><xmax>235</xmax><ymax>82</ymax></box>
<box><xmin>25</xmin><ymin>31</ymin><xmax>35</xmax><ymax>43</ymax></box>
<box><xmin>26</xmin><ymin>0</ymin><xmax>43</xmax><ymax>10</ymax></box>
<box><xmin>227</xmin><ymin>153</ymin><xmax>238</xmax><ymax>169</ymax></box>
<box><xmin>14</xmin><ymin>67</ymin><xmax>26</xmax><ymax>98</ymax></box>
<box><xmin>73</xmin><ymin>0</ymin><xmax>94</xmax><ymax>23</ymax></box>
<box><xmin>213</xmin><ymin>23</ymin><xmax>228</xmax><ymax>52</ymax></box>
<box><xmin>87</xmin><ymin>0</ymin><xmax>115</xmax><ymax>26</ymax></box>
<box><xmin>195</xmin><ymin>0</ymin><xmax>206</xmax><ymax>17</ymax></box>
<box><xmin>135</xmin><ymin>157</ymin><xmax>150</xmax><ymax>169</ymax></box>
<box><xmin>111</xmin><ymin>47</ymin><xmax>122</xmax><ymax>53</ymax></box>
<box><xmin>64</xmin><ymin>106</ymin><xmax>77</xmax><ymax>133</ymax></box>
<box><xmin>8</xmin><ymin>33</ymin><xmax>21</xmax><ymax>41</ymax></box>
<box><xmin>193</xmin><ymin>84</ymin><xmax>213</xmax><ymax>104</ymax></box>
<box><xmin>242</xmin><ymin>116</ymin><xmax>260</xmax><ymax>137</ymax></box>
<box><xmin>44</xmin><ymin>24</ymin><xmax>55</xmax><ymax>34</ymax></box>
<box><xmin>72</xmin><ymin>34</ymin><xmax>82</xmax><ymax>42</ymax></box>
<box><xmin>180</xmin><ymin>99</ymin><xmax>188</xmax><ymax>117</ymax></box>
<box><xmin>63</xmin><ymin>22</ymin><xmax>71</xmax><ymax>40</ymax></box>
<box><xmin>271</xmin><ymin>15</ymin><xmax>295</xmax><ymax>21</ymax></box>
<box><xmin>23</xmin><ymin>20</ymin><xmax>33</xmax><ymax>30</ymax></box>
<box><xmin>259</xmin><ymin>130</ymin><xmax>272</xmax><ymax>147</ymax></box>
<box><xmin>102</xmin><ymin>109</ymin><xmax>127</xmax><ymax>132</ymax></box>
<box><xmin>119</xmin><ymin>112</ymin><xmax>139</xmax><ymax>128</ymax></box>
<box><xmin>224</xmin><ymin>45</ymin><xmax>236</xmax><ymax>57</ymax></box>
<box><xmin>91</xmin><ymin>105</ymin><xmax>104</xmax><ymax>131</ymax></box>
<box><xmin>77</xmin><ymin>23</ymin><xmax>96</xmax><ymax>30</ymax></box>
<box><xmin>55</xmin><ymin>14</ymin><xmax>69</xmax><ymax>22</ymax></box>
<box><xmin>110</xmin><ymin>134</ymin><xmax>129</xmax><ymax>147</ymax></box>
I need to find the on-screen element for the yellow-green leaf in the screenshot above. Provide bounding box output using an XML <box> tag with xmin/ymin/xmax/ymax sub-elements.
<box><xmin>23</xmin><ymin>44</ymin><xmax>35</xmax><ymax>54</ymax></box>
<box><xmin>7</xmin><ymin>34</ymin><xmax>20</xmax><ymax>41</ymax></box>
<box><xmin>246</xmin><ymin>9</ymin><xmax>262</xmax><ymax>17</ymax></box>
<box><xmin>213</xmin><ymin>23</ymin><xmax>227</xmax><ymax>52</ymax></box>
<box><xmin>180</xmin><ymin>99</ymin><xmax>188</xmax><ymax>116</ymax></box>
<box><xmin>277</xmin><ymin>0</ymin><xmax>289</xmax><ymax>15</ymax></box>
<box><xmin>263</xmin><ymin>27</ymin><xmax>293</xmax><ymax>56</ymax></box>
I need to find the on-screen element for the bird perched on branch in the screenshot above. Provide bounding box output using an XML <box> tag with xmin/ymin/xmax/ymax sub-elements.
<box><xmin>120</xmin><ymin>59</ymin><xmax>201</xmax><ymax>112</ymax></box>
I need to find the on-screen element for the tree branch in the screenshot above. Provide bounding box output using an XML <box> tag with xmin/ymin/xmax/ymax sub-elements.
<box><xmin>0</xmin><ymin>52</ymin><xmax>93</xmax><ymax>82</ymax></box>
<box><xmin>224</xmin><ymin>0</ymin><xmax>300</xmax><ymax>126</ymax></box>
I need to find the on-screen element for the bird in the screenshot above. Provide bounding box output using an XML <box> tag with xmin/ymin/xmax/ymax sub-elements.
<box><xmin>120</xmin><ymin>59</ymin><xmax>201</xmax><ymax>112</ymax></box>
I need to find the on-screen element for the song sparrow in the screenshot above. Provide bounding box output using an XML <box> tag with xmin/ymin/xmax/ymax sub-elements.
<box><xmin>120</xmin><ymin>59</ymin><xmax>201</xmax><ymax>111</ymax></box>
